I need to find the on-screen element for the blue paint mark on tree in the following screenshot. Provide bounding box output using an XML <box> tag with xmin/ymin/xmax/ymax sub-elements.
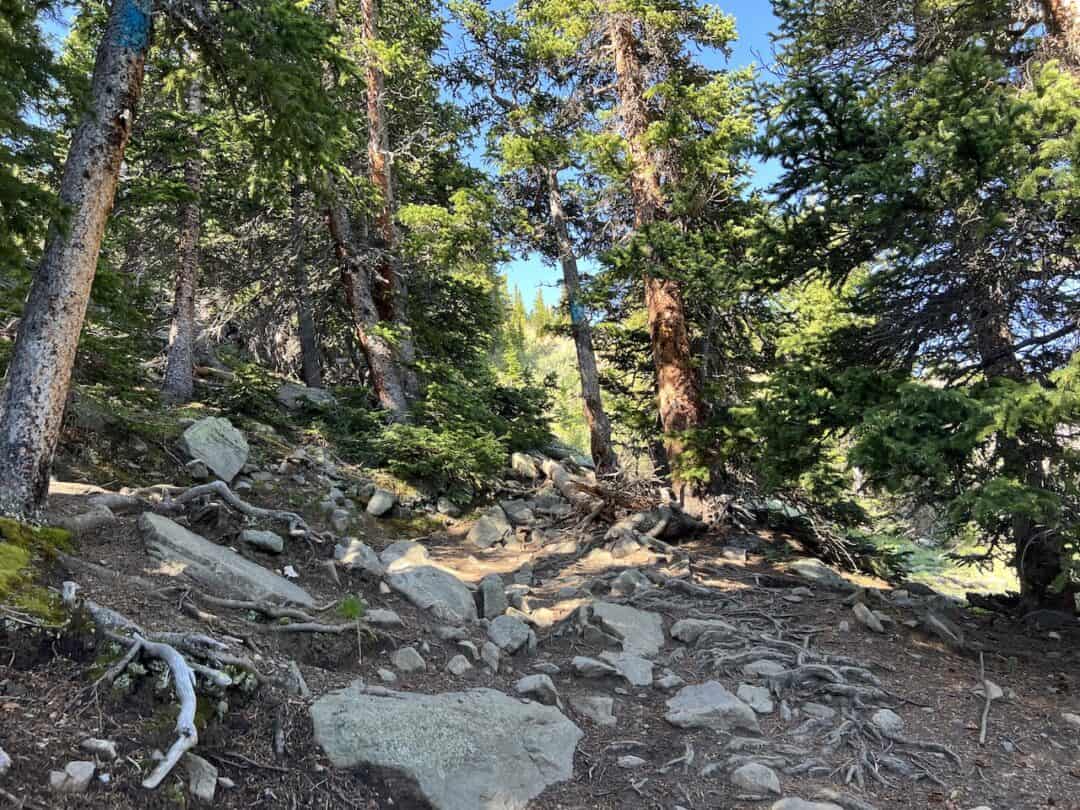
<box><xmin>570</xmin><ymin>301</ymin><xmax>586</xmax><ymax>325</ymax></box>
<box><xmin>113</xmin><ymin>0</ymin><xmax>152</xmax><ymax>51</ymax></box>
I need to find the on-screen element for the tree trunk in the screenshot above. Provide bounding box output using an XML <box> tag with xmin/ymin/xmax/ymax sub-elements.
<box><xmin>0</xmin><ymin>0</ymin><xmax>152</xmax><ymax>518</ymax></box>
<box><xmin>971</xmin><ymin>286</ymin><xmax>1064</xmax><ymax>610</ymax></box>
<box><xmin>608</xmin><ymin>12</ymin><xmax>704</xmax><ymax>493</ymax></box>
<box><xmin>291</xmin><ymin>183</ymin><xmax>322</xmax><ymax>388</ymax></box>
<box><xmin>361</xmin><ymin>0</ymin><xmax>418</xmax><ymax>400</ymax></box>
<box><xmin>162</xmin><ymin>73</ymin><xmax>202</xmax><ymax>405</ymax></box>
<box><xmin>1042</xmin><ymin>0</ymin><xmax>1080</xmax><ymax>64</ymax></box>
<box><xmin>325</xmin><ymin>190</ymin><xmax>409</xmax><ymax>420</ymax></box>
<box><xmin>545</xmin><ymin>168</ymin><xmax>618</xmax><ymax>473</ymax></box>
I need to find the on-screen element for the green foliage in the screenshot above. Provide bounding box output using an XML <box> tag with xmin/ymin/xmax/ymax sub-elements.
<box><xmin>337</xmin><ymin>594</ymin><xmax>366</xmax><ymax>621</ymax></box>
<box><xmin>0</xmin><ymin>519</ymin><xmax>71</xmax><ymax>622</ymax></box>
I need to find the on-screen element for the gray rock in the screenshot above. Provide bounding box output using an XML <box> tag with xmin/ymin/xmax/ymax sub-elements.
<box><xmin>366</xmin><ymin>488</ymin><xmax>397</xmax><ymax>517</ymax></box>
<box><xmin>617</xmin><ymin>755</ymin><xmax>647</xmax><ymax>770</ymax></box>
<box><xmin>477</xmin><ymin>574</ymin><xmax>508</xmax><ymax>619</ymax></box>
<box><xmin>488</xmin><ymin>615</ymin><xmax>532</xmax><ymax>654</ymax></box>
<box><xmin>334</xmin><ymin>540</ymin><xmax>385</xmax><ymax>577</ymax></box>
<box><xmin>0</xmin><ymin>746</ymin><xmax>10</xmax><ymax>777</ymax></box>
<box><xmin>500</xmin><ymin>500</ymin><xmax>536</xmax><ymax>526</ymax></box>
<box><xmin>853</xmin><ymin>602</ymin><xmax>884</xmax><ymax>633</ymax></box>
<box><xmin>770</xmin><ymin>800</ymin><xmax>843</xmax><ymax>810</ymax></box>
<box><xmin>515</xmin><ymin>674</ymin><xmax>560</xmax><ymax>706</ymax></box>
<box><xmin>610</xmin><ymin>569</ymin><xmax>652</xmax><ymax>597</ymax></box>
<box><xmin>329</xmin><ymin>508</ymin><xmax>351</xmax><ymax>534</ymax></box>
<box><xmin>437</xmin><ymin>497</ymin><xmax>462</xmax><ymax>517</ymax></box>
<box><xmin>599</xmin><ymin>651</ymin><xmax>653</xmax><ymax>687</ymax></box>
<box><xmin>481</xmin><ymin>641</ymin><xmax>501</xmax><ymax>672</ymax></box>
<box><xmin>378</xmin><ymin>668</ymin><xmax>398</xmax><ymax>683</ymax></box>
<box><xmin>572</xmin><ymin>656</ymin><xmax>619</xmax><ymax>679</ymax></box>
<box><xmin>179</xmin><ymin>417</ymin><xmax>249</xmax><ymax>481</ymax></box>
<box><xmin>656</xmin><ymin>672</ymin><xmax>686</xmax><ymax>691</ymax></box>
<box><xmin>49</xmin><ymin>761</ymin><xmax>95</xmax><ymax>794</ymax></box>
<box><xmin>447</xmin><ymin>655</ymin><xmax>473</xmax><ymax>676</ymax></box>
<box><xmin>381</xmin><ymin>540</ymin><xmax>431</xmax><ymax>570</ymax></box>
<box><xmin>241</xmin><ymin>529</ymin><xmax>284</xmax><ymax>554</ymax></box>
<box><xmin>366</xmin><ymin>608</ymin><xmax>403</xmax><ymax>628</ymax></box>
<box><xmin>732</xmin><ymin>762</ymin><xmax>781</xmax><ymax>796</ymax></box>
<box><xmin>786</xmin><ymin>558</ymin><xmax>849</xmax><ymax>590</ymax></box>
<box><xmin>737</xmin><ymin>684</ymin><xmax>775</xmax><ymax>714</ymax></box>
<box><xmin>510</xmin><ymin>452</ymin><xmax>541</xmax><ymax>479</ymax></box>
<box><xmin>532</xmin><ymin>661</ymin><xmax>560</xmax><ymax>675</ymax></box>
<box><xmin>386</xmin><ymin>566</ymin><xmax>477</xmax><ymax>623</ymax></box>
<box><xmin>570</xmin><ymin>695</ymin><xmax>616</xmax><ymax>727</ymax></box>
<box><xmin>185</xmin><ymin>459</ymin><xmax>209</xmax><ymax>480</ymax></box>
<box><xmin>742</xmin><ymin>660</ymin><xmax>787</xmax><ymax>678</ymax></box>
<box><xmin>1063</xmin><ymin>711</ymin><xmax>1080</xmax><ymax>729</ymax></box>
<box><xmin>591</xmin><ymin>602</ymin><xmax>664</xmax><ymax>658</ymax></box>
<box><xmin>670</xmin><ymin>618</ymin><xmax>739</xmax><ymax>644</ymax></box>
<box><xmin>467</xmin><ymin>507</ymin><xmax>513</xmax><ymax>549</ymax></box>
<box><xmin>392</xmin><ymin>647</ymin><xmax>426</xmax><ymax>673</ymax></box>
<box><xmin>277</xmin><ymin>383</ymin><xmax>335</xmax><ymax>410</ymax></box>
<box><xmin>139</xmin><ymin>513</ymin><xmax>314</xmax><ymax>606</ymax></box>
<box><xmin>801</xmin><ymin>703</ymin><xmax>836</xmax><ymax>720</ymax></box>
<box><xmin>311</xmin><ymin>684</ymin><xmax>582</xmax><ymax>810</ymax></box>
<box><xmin>185</xmin><ymin>752</ymin><xmax>218</xmax><ymax>803</ymax></box>
<box><xmin>79</xmin><ymin>738</ymin><xmax>117</xmax><ymax>762</ymax></box>
<box><xmin>871</xmin><ymin>708</ymin><xmax>904</xmax><ymax>736</ymax></box>
<box><xmin>664</xmin><ymin>681</ymin><xmax>760</xmax><ymax>733</ymax></box>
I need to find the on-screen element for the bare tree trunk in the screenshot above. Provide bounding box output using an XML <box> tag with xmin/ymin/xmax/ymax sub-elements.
<box><xmin>163</xmin><ymin>73</ymin><xmax>202</xmax><ymax>405</ymax></box>
<box><xmin>971</xmin><ymin>285</ymin><xmax>1064</xmax><ymax>610</ymax></box>
<box><xmin>361</xmin><ymin>0</ymin><xmax>418</xmax><ymax>400</ymax></box>
<box><xmin>608</xmin><ymin>12</ymin><xmax>704</xmax><ymax>494</ymax></box>
<box><xmin>1042</xmin><ymin>0</ymin><xmax>1080</xmax><ymax>63</ymax></box>
<box><xmin>290</xmin><ymin>183</ymin><xmax>322</xmax><ymax>388</ymax></box>
<box><xmin>325</xmin><ymin>191</ymin><xmax>409</xmax><ymax>419</ymax></box>
<box><xmin>545</xmin><ymin>168</ymin><xmax>618</xmax><ymax>473</ymax></box>
<box><xmin>0</xmin><ymin>0</ymin><xmax>152</xmax><ymax>518</ymax></box>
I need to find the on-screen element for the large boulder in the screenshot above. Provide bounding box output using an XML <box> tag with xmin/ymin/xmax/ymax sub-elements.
<box><xmin>467</xmin><ymin>506</ymin><xmax>513</xmax><ymax>549</ymax></box>
<box><xmin>386</xmin><ymin>566</ymin><xmax>477</xmax><ymax>623</ymax></box>
<box><xmin>178</xmin><ymin>417</ymin><xmax>249</xmax><ymax>482</ymax></box>
<box><xmin>139</xmin><ymin>513</ymin><xmax>314</xmax><ymax>606</ymax></box>
<box><xmin>311</xmin><ymin>684</ymin><xmax>582</xmax><ymax>810</ymax></box>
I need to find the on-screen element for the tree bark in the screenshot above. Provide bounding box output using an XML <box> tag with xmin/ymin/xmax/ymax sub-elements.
<box><xmin>162</xmin><ymin>73</ymin><xmax>202</xmax><ymax>405</ymax></box>
<box><xmin>608</xmin><ymin>12</ymin><xmax>704</xmax><ymax>493</ymax></box>
<box><xmin>291</xmin><ymin>183</ymin><xmax>322</xmax><ymax>388</ymax></box>
<box><xmin>325</xmin><ymin>189</ymin><xmax>409</xmax><ymax>420</ymax></box>
<box><xmin>971</xmin><ymin>285</ymin><xmax>1064</xmax><ymax>610</ymax></box>
<box><xmin>1042</xmin><ymin>0</ymin><xmax>1080</xmax><ymax>64</ymax></box>
<box><xmin>361</xmin><ymin>0</ymin><xmax>418</xmax><ymax>400</ymax></box>
<box><xmin>0</xmin><ymin>0</ymin><xmax>152</xmax><ymax>518</ymax></box>
<box><xmin>545</xmin><ymin>167</ymin><xmax>618</xmax><ymax>473</ymax></box>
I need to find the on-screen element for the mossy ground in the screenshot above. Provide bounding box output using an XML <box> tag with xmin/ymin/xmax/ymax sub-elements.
<box><xmin>0</xmin><ymin>517</ymin><xmax>71</xmax><ymax>622</ymax></box>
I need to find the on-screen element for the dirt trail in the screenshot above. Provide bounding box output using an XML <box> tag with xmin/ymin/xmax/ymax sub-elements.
<box><xmin>1</xmin><ymin>457</ymin><xmax>1079</xmax><ymax>810</ymax></box>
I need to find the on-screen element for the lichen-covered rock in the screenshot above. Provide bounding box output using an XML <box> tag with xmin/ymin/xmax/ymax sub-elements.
<box><xmin>178</xmin><ymin>417</ymin><xmax>248</xmax><ymax>482</ymax></box>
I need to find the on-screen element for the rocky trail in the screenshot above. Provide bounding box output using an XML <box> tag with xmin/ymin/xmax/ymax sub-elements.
<box><xmin>2</xmin><ymin>416</ymin><xmax>1080</xmax><ymax>809</ymax></box>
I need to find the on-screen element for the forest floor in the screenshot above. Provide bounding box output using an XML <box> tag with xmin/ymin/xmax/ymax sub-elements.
<box><xmin>1</xmin><ymin>414</ymin><xmax>1079</xmax><ymax>810</ymax></box>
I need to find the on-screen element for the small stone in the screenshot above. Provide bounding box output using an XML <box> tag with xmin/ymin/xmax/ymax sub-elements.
<box><xmin>436</xmin><ymin>497</ymin><xmax>461</xmax><ymax>517</ymax></box>
<box><xmin>743</xmin><ymin>660</ymin><xmax>786</xmax><ymax>678</ymax></box>
<box><xmin>617</xmin><ymin>755</ymin><xmax>647</xmax><ymax>770</ymax></box>
<box><xmin>664</xmin><ymin>681</ymin><xmax>760</xmax><ymax>733</ymax></box>
<box><xmin>488</xmin><ymin>615</ymin><xmax>532</xmax><ymax>654</ymax></box>
<box><xmin>366</xmin><ymin>608</ymin><xmax>403</xmax><ymax>628</ymax></box>
<box><xmin>185</xmin><ymin>753</ymin><xmax>218</xmax><ymax>803</ymax></box>
<box><xmin>572</xmin><ymin>656</ymin><xmax>618</xmax><ymax>679</ymax></box>
<box><xmin>838</xmin><ymin>620</ymin><xmax>851</xmax><ymax>633</ymax></box>
<box><xmin>515</xmin><ymin>674</ymin><xmax>560</xmax><ymax>706</ymax></box>
<box><xmin>334</xmin><ymin>540</ymin><xmax>385</xmax><ymax>577</ymax></box>
<box><xmin>770</xmin><ymin>800</ymin><xmax>844</xmax><ymax>810</ymax></box>
<box><xmin>737</xmin><ymin>683</ymin><xmax>775</xmax><ymax>714</ymax></box>
<box><xmin>871</xmin><ymin>708</ymin><xmax>904</xmax><ymax>736</ymax></box>
<box><xmin>435</xmin><ymin>625</ymin><xmax>468</xmax><ymax>641</ymax></box>
<box><xmin>329</xmin><ymin>508</ymin><xmax>351</xmax><ymax>534</ymax></box>
<box><xmin>852</xmin><ymin>602</ymin><xmax>885</xmax><ymax>633</ymax></box>
<box><xmin>458</xmin><ymin>640</ymin><xmax>480</xmax><ymax>660</ymax></box>
<box><xmin>49</xmin><ymin>761</ymin><xmax>95</xmax><ymax>794</ymax></box>
<box><xmin>1063</xmin><ymin>712</ymin><xmax>1080</xmax><ymax>729</ymax></box>
<box><xmin>366</xmin><ymin>488</ymin><xmax>397</xmax><ymax>517</ymax></box>
<box><xmin>600</xmin><ymin>651</ymin><xmax>653</xmax><ymax>687</ymax></box>
<box><xmin>477</xmin><ymin>574</ymin><xmax>508</xmax><ymax>619</ymax></box>
<box><xmin>283</xmin><ymin>564</ymin><xmax>299</xmax><ymax>579</ymax></box>
<box><xmin>391</xmin><ymin>646</ymin><xmax>426</xmax><ymax>673</ymax></box>
<box><xmin>481</xmin><ymin>641</ymin><xmax>501</xmax><ymax>672</ymax></box>
<box><xmin>447</xmin><ymin>655</ymin><xmax>473</xmax><ymax>676</ymax></box>
<box><xmin>610</xmin><ymin>569</ymin><xmax>652</xmax><ymax>597</ymax></box>
<box><xmin>217</xmin><ymin>777</ymin><xmax>236</xmax><ymax>790</ymax></box>
<box><xmin>570</xmin><ymin>695</ymin><xmax>616</xmax><ymax>727</ymax></box>
<box><xmin>185</xmin><ymin>459</ymin><xmax>209</xmax><ymax>480</ymax></box>
<box><xmin>656</xmin><ymin>672</ymin><xmax>686</xmax><ymax>691</ymax></box>
<box><xmin>379</xmin><ymin>581</ymin><xmax>391</xmax><ymax>595</ymax></box>
<box><xmin>731</xmin><ymin>762</ymin><xmax>781</xmax><ymax>796</ymax></box>
<box><xmin>79</xmin><ymin>738</ymin><xmax>117</xmax><ymax>762</ymax></box>
<box><xmin>670</xmin><ymin>618</ymin><xmax>739</xmax><ymax>644</ymax></box>
<box><xmin>241</xmin><ymin>529</ymin><xmax>284</xmax><ymax>554</ymax></box>
<box><xmin>377</xmin><ymin>668</ymin><xmax>397</xmax><ymax>683</ymax></box>
<box><xmin>0</xmin><ymin>746</ymin><xmax>10</xmax><ymax>777</ymax></box>
<box><xmin>801</xmin><ymin>702</ymin><xmax>836</xmax><ymax>720</ymax></box>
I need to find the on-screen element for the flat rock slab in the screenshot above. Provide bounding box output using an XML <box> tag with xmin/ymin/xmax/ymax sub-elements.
<box><xmin>178</xmin><ymin>417</ymin><xmax>248</xmax><ymax>482</ymax></box>
<box><xmin>386</xmin><ymin>566</ymin><xmax>478</xmax><ymax>623</ymax></box>
<box><xmin>140</xmin><ymin>513</ymin><xmax>314</xmax><ymax>606</ymax></box>
<box><xmin>665</xmin><ymin>681</ymin><xmax>760</xmax><ymax>733</ymax></box>
<box><xmin>311</xmin><ymin>684</ymin><xmax>582</xmax><ymax>810</ymax></box>
<box><xmin>591</xmin><ymin>602</ymin><xmax>664</xmax><ymax>658</ymax></box>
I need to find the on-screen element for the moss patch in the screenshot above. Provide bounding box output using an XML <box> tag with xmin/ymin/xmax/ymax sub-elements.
<box><xmin>0</xmin><ymin>519</ymin><xmax>72</xmax><ymax>623</ymax></box>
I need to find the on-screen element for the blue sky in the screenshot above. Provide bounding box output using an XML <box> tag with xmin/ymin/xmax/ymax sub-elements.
<box><xmin>500</xmin><ymin>1</ymin><xmax>781</xmax><ymax>311</ymax></box>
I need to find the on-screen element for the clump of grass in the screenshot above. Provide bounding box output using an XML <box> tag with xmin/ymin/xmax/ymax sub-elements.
<box><xmin>0</xmin><ymin>519</ymin><xmax>72</xmax><ymax>623</ymax></box>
